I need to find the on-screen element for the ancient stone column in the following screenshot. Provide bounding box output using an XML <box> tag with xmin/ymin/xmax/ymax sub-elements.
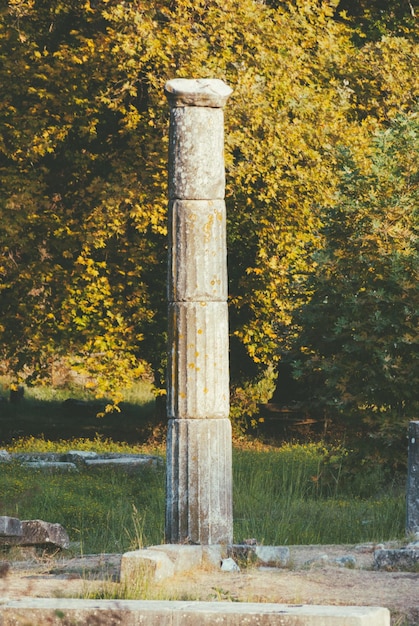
<box><xmin>406</xmin><ymin>421</ymin><xmax>419</xmax><ymax>535</ymax></box>
<box><xmin>165</xmin><ymin>78</ymin><xmax>233</xmax><ymax>545</ymax></box>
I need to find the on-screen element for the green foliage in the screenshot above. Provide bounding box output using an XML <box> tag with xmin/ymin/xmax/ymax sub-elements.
<box><xmin>335</xmin><ymin>0</ymin><xmax>418</xmax><ymax>42</ymax></box>
<box><xmin>292</xmin><ymin>110</ymin><xmax>419</xmax><ymax>459</ymax></box>
<box><xmin>0</xmin><ymin>0</ymin><xmax>417</xmax><ymax>423</ymax></box>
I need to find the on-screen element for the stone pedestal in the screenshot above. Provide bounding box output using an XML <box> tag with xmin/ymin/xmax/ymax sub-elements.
<box><xmin>165</xmin><ymin>78</ymin><xmax>233</xmax><ymax>545</ymax></box>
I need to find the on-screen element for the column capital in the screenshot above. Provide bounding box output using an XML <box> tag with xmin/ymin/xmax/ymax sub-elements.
<box><xmin>165</xmin><ymin>78</ymin><xmax>232</xmax><ymax>108</ymax></box>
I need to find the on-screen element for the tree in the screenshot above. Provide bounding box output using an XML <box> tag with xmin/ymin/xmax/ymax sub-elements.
<box><xmin>0</xmin><ymin>0</ymin><xmax>417</xmax><ymax>418</ymax></box>
<box><xmin>335</xmin><ymin>0</ymin><xmax>418</xmax><ymax>42</ymax></box>
<box><xmin>291</xmin><ymin>110</ymin><xmax>419</xmax><ymax>460</ymax></box>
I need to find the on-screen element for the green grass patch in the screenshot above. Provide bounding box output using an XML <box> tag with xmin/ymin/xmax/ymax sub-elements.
<box><xmin>0</xmin><ymin>438</ymin><xmax>405</xmax><ymax>553</ymax></box>
<box><xmin>1</xmin><ymin>461</ymin><xmax>165</xmax><ymax>554</ymax></box>
<box><xmin>232</xmin><ymin>443</ymin><xmax>404</xmax><ymax>545</ymax></box>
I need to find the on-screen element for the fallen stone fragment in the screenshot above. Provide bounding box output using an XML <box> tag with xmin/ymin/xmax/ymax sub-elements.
<box><xmin>374</xmin><ymin>548</ymin><xmax>419</xmax><ymax>571</ymax></box>
<box><xmin>20</xmin><ymin>520</ymin><xmax>70</xmax><ymax>549</ymax></box>
<box><xmin>14</xmin><ymin>453</ymin><xmax>63</xmax><ymax>463</ymax></box>
<box><xmin>63</xmin><ymin>451</ymin><xmax>99</xmax><ymax>463</ymax></box>
<box><xmin>4</xmin><ymin>452</ymin><xmax>164</xmax><ymax>472</ymax></box>
<box><xmin>84</xmin><ymin>456</ymin><xmax>161</xmax><ymax>469</ymax></box>
<box><xmin>333</xmin><ymin>555</ymin><xmax>357</xmax><ymax>568</ymax></box>
<box><xmin>21</xmin><ymin>461</ymin><xmax>78</xmax><ymax>472</ymax></box>
<box><xmin>221</xmin><ymin>557</ymin><xmax>240</xmax><ymax>572</ymax></box>
<box><xmin>304</xmin><ymin>554</ymin><xmax>329</xmax><ymax>567</ymax></box>
<box><xmin>0</xmin><ymin>517</ymin><xmax>22</xmax><ymax>537</ymax></box>
<box><xmin>229</xmin><ymin>544</ymin><xmax>290</xmax><ymax>567</ymax></box>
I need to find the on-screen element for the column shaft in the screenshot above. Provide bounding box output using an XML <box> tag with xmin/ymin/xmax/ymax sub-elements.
<box><xmin>165</xmin><ymin>78</ymin><xmax>233</xmax><ymax>545</ymax></box>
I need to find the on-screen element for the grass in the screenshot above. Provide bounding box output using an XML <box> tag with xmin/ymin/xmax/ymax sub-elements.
<box><xmin>0</xmin><ymin>459</ymin><xmax>165</xmax><ymax>554</ymax></box>
<box><xmin>232</xmin><ymin>443</ymin><xmax>405</xmax><ymax>545</ymax></box>
<box><xmin>0</xmin><ymin>439</ymin><xmax>405</xmax><ymax>554</ymax></box>
<box><xmin>0</xmin><ymin>379</ymin><xmax>406</xmax><ymax>554</ymax></box>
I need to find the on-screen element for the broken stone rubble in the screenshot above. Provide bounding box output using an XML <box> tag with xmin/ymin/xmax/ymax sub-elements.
<box><xmin>374</xmin><ymin>545</ymin><xmax>419</xmax><ymax>571</ymax></box>
<box><xmin>0</xmin><ymin>450</ymin><xmax>163</xmax><ymax>471</ymax></box>
<box><xmin>0</xmin><ymin>516</ymin><xmax>69</xmax><ymax>549</ymax></box>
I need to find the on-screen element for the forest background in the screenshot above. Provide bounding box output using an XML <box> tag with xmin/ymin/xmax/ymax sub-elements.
<box><xmin>0</xmin><ymin>0</ymin><xmax>418</xmax><ymax>467</ymax></box>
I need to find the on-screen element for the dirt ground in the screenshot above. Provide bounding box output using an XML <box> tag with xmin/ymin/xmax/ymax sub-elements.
<box><xmin>1</xmin><ymin>543</ymin><xmax>418</xmax><ymax>626</ymax></box>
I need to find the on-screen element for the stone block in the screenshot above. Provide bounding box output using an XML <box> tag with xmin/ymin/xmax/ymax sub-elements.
<box><xmin>374</xmin><ymin>548</ymin><xmax>419</xmax><ymax>571</ymax></box>
<box><xmin>406</xmin><ymin>421</ymin><xmax>419</xmax><ymax>534</ymax></box>
<box><xmin>229</xmin><ymin>544</ymin><xmax>290</xmax><ymax>567</ymax></box>
<box><xmin>120</xmin><ymin>549</ymin><xmax>175</xmax><ymax>583</ymax></box>
<box><xmin>0</xmin><ymin>598</ymin><xmax>391</xmax><ymax>626</ymax></box>
<box><xmin>168</xmin><ymin>199</ymin><xmax>227</xmax><ymax>302</ymax></box>
<box><xmin>255</xmin><ymin>546</ymin><xmax>290</xmax><ymax>566</ymax></box>
<box><xmin>166</xmin><ymin>418</ymin><xmax>233</xmax><ymax>545</ymax></box>
<box><xmin>84</xmin><ymin>456</ymin><xmax>161</xmax><ymax>469</ymax></box>
<box><xmin>167</xmin><ymin>302</ymin><xmax>229</xmax><ymax>419</ymax></box>
<box><xmin>64</xmin><ymin>450</ymin><xmax>98</xmax><ymax>462</ymax></box>
<box><xmin>202</xmin><ymin>545</ymin><xmax>225</xmax><ymax>568</ymax></box>
<box><xmin>22</xmin><ymin>461</ymin><xmax>77</xmax><ymax>471</ymax></box>
<box><xmin>221</xmin><ymin>557</ymin><xmax>240</xmax><ymax>572</ymax></box>
<box><xmin>0</xmin><ymin>516</ymin><xmax>22</xmax><ymax>537</ymax></box>
<box><xmin>20</xmin><ymin>520</ymin><xmax>70</xmax><ymax>549</ymax></box>
<box><xmin>147</xmin><ymin>544</ymin><xmax>203</xmax><ymax>573</ymax></box>
<box><xmin>167</xmin><ymin>106</ymin><xmax>226</xmax><ymax>200</ymax></box>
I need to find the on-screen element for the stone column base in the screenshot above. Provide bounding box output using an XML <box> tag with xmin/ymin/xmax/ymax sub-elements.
<box><xmin>166</xmin><ymin>418</ymin><xmax>233</xmax><ymax>545</ymax></box>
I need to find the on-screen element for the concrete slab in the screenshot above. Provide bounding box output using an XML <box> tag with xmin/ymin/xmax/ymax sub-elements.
<box><xmin>0</xmin><ymin>598</ymin><xmax>390</xmax><ymax>625</ymax></box>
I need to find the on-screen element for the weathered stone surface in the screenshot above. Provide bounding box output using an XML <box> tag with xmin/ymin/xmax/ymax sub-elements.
<box><xmin>165</xmin><ymin>78</ymin><xmax>233</xmax><ymax>108</ymax></box>
<box><xmin>229</xmin><ymin>545</ymin><xmax>290</xmax><ymax>567</ymax></box>
<box><xmin>221</xmin><ymin>557</ymin><xmax>240</xmax><ymax>572</ymax></box>
<box><xmin>203</xmin><ymin>544</ymin><xmax>225</xmax><ymax>567</ymax></box>
<box><xmin>20</xmin><ymin>520</ymin><xmax>70</xmax><ymax>549</ymax></box>
<box><xmin>168</xmin><ymin>199</ymin><xmax>227</xmax><ymax>302</ymax></box>
<box><xmin>0</xmin><ymin>516</ymin><xmax>22</xmax><ymax>537</ymax></box>
<box><xmin>167</xmin><ymin>302</ymin><xmax>229</xmax><ymax>420</ymax></box>
<box><xmin>84</xmin><ymin>456</ymin><xmax>161</xmax><ymax>469</ymax></box>
<box><xmin>168</xmin><ymin>106</ymin><xmax>226</xmax><ymax>200</ymax></box>
<box><xmin>120</xmin><ymin>549</ymin><xmax>175</xmax><ymax>583</ymax></box>
<box><xmin>166</xmin><ymin>418</ymin><xmax>233</xmax><ymax>545</ymax></box>
<box><xmin>334</xmin><ymin>555</ymin><xmax>357</xmax><ymax>568</ymax></box>
<box><xmin>14</xmin><ymin>452</ymin><xmax>63</xmax><ymax>462</ymax></box>
<box><xmin>0</xmin><ymin>449</ymin><xmax>12</xmax><ymax>462</ymax></box>
<box><xmin>3</xmin><ymin>452</ymin><xmax>163</xmax><ymax>471</ymax></box>
<box><xmin>374</xmin><ymin>548</ymin><xmax>419</xmax><ymax>571</ymax></box>
<box><xmin>0</xmin><ymin>598</ymin><xmax>391</xmax><ymax>626</ymax></box>
<box><xmin>255</xmin><ymin>546</ymin><xmax>290</xmax><ymax>567</ymax></box>
<box><xmin>165</xmin><ymin>79</ymin><xmax>233</xmax><ymax>545</ymax></box>
<box><xmin>64</xmin><ymin>450</ymin><xmax>99</xmax><ymax>462</ymax></box>
<box><xmin>22</xmin><ymin>461</ymin><xmax>78</xmax><ymax>471</ymax></box>
<box><xmin>121</xmin><ymin>545</ymin><xmax>225</xmax><ymax>584</ymax></box>
<box><xmin>147</xmin><ymin>544</ymin><xmax>203</xmax><ymax>573</ymax></box>
<box><xmin>406</xmin><ymin>421</ymin><xmax>419</xmax><ymax>534</ymax></box>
